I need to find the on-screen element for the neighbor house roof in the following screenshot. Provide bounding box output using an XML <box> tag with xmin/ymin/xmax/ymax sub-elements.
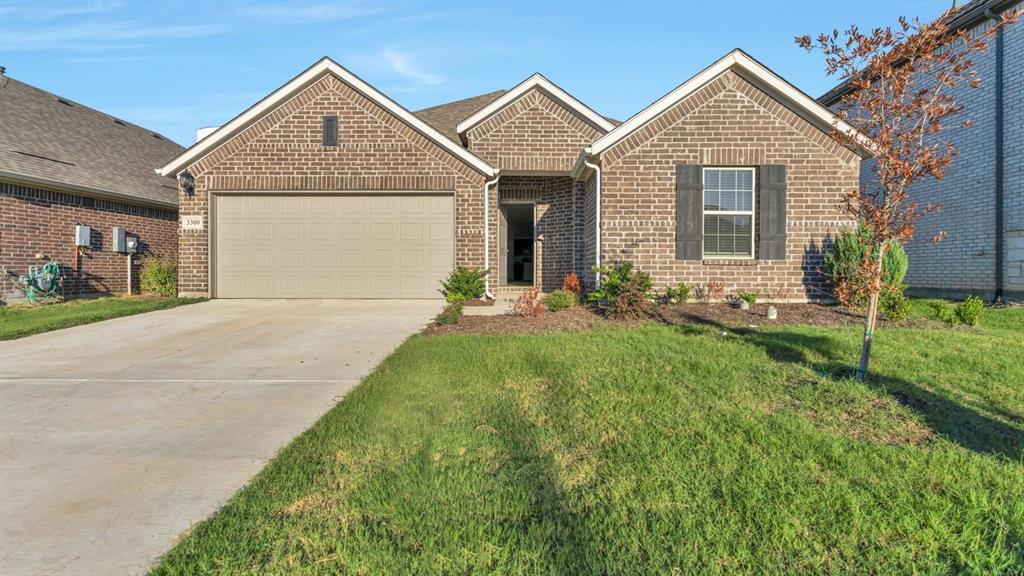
<box><xmin>818</xmin><ymin>0</ymin><xmax>1021</xmax><ymax>106</ymax></box>
<box><xmin>588</xmin><ymin>49</ymin><xmax>874</xmax><ymax>159</ymax></box>
<box><xmin>455</xmin><ymin>73</ymin><xmax>615</xmax><ymax>141</ymax></box>
<box><xmin>0</xmin><ymin>75</ymin><xmax>184</xmax><ymax>209</ymax></box>
<box><xmin>159</xmin><ymin>57</ymin><xmax>498</xmax><ymax>178</ymax></box>
<box><xmin>414</xmin><ymin>90</ymin><xmax>507</xmax><ymax>143</ymax></box>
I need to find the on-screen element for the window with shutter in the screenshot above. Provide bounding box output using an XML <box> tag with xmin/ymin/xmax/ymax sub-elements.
<box><xmin>702</xmin><ymin>167</ymin><xmax>755</xmax><ymax>259</ymax></box>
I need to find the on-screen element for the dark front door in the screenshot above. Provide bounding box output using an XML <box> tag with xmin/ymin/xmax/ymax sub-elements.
<box><xmin>500</xmin><ymin>203</ymin><xmax>534</xmax><ymax>285</ymax></box>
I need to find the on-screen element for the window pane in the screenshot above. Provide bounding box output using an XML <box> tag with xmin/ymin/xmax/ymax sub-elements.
<box><xmin>704</xmin><ymin>189</ymin><xmax>721</xmax><ymax>211</ymax></box>
<box><xmin>703</xmin><ymin>214</ymin><xmax>752</xmax><ymax>257</ymax></box>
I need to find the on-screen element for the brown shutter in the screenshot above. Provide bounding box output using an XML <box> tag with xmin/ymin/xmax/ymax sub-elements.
<box><xmin>758</xmin><ymin>165</ymin><xmax>787</xmax><ymax>260</ymax></box>
<box><xmin>676</xmin><ymin>165</ymin><xmax>704</xmax><ymax>260</ymax></box>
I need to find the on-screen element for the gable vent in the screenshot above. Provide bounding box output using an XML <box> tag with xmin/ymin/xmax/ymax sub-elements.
<box><xmin>323</xmin><ymin>116</ymin><xmax>338</xmax><ymax>146</ymax></box>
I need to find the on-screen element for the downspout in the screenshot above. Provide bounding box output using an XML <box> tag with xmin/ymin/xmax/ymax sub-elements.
<box><xmin>583</xmin><ymin>157</ymin><xmax>602</xmax><ymax>288</ymax></box>
<box><xmin>987</xmin><ymin>8</ymin><xmax>1005</xmax><ymax>302</ymax></box>
<box><xmin>483</xmin><ymin>172</ymin><xmax>500</xmax><ymax>299</ymax></box>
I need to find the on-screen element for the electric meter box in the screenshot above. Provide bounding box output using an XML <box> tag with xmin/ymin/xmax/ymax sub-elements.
<box><xmin>74</xmin><ymin>225</ymin><xmax>92</xmax><ymax>247</ymax></box>
<box><xmin>125</xmin><ymin>235</ymin><xmax>139</xmax><ymax>253</ymax></box>
<box><xmin>112</xmin><ymin>227</ymin><xmax>127</xmax><ymax>252</ymax></box>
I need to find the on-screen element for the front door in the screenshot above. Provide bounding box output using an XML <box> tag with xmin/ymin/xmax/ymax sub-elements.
<box><xmin>499</xmin><ymin>203</ymin><xmax>535</xmax><ymax>286</ymax></box>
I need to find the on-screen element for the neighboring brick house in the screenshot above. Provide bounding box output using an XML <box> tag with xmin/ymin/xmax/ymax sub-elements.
<box><xmin>158</xmin><ymin>50</ymin><xmax>870</xmax><ymax>300</ymax></box>
<box><xmin>819</xmin><ymin>0</ymin><xmax>1022</xmax><ymax>301</ymax></box>
<box><xmin>1</xmin><ymin>68</ymin><xmax>183</xmax><ymax>301</ymax></box>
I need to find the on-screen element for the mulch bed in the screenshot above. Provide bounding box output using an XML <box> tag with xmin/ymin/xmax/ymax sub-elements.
<box><xmin>423</xmin><ymin>302</ymin><xmax>931</xmax><ymax>336</ymax></box>
<box><xmin>460</xmin><ymin>299</ymin><xmax>494</xmax><ymax>307</ymax></box>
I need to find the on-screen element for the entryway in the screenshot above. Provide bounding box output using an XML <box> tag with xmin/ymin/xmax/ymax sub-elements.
<box><xmin>499</xmin><ymin>203</ymin><xmax>535</xmax><ymax>286</ymax></box>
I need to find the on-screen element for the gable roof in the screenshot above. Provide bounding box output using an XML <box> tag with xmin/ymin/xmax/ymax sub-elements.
<box><xmin>455</xmin><ymin>73</ymin><xmax>615</xmax><ymax>139</ymax></box>
<box><xmin>0</xmin><ymin>75</ymin><xmax>183</xmax><ymax>209</ymax></box>
<box><xmin>415</xmin><ymin>90</ymin><xmax>507</xmax><ymax>143</ymax></box>
<box><xmin>590</xmin><ymin>49</ymin><xmax>873</xmax><ymax>158</ymax></box>
<box><xmin>158</xmin><ymin>57</ymin><xmax>497</xmax><ymax>178</ymax></box>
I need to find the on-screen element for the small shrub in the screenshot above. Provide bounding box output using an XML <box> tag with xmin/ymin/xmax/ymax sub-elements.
<box><xmin>824</xmin><ymin>223</ymin><xmax>908</xmax><ymax>309</ymax></box>
<box><xmin>694</xmin><ymin>284</ymin><xmax>710</xmax><ymax>304</ymax></box>
<box><xmin>929</xmin><ymin>300</ymin><xmax>956</xmax><ymax>326</ymax></box>
<box><xmin>441</xmin><ymin>267</ymin><xmax>488</xmax><ymax>302</ymax></box>
<box><xmin>435</xmin><ymin>302</ymin><xmax>463</xmax><ymax>325</ymax></box>
<box><xmin>140</xmin><ymin>259</ymin><xmax>177</xmax><ymax>297</ymax></box>
<box><xmin>955</xmin><ymin>295</ymin><xmax>983</xmax><ymax>326</ymax></box>
<box><xmin>608</xmin><ymin>271</ymin><xmax>654</xmax><ymax>320</ymax></box>
<box><xmin>588</xmin><ymin>262</ymin><xmax>652</xmax><ymax>306</ymax></box>
<box><xmin>880</xmin><ymin>288</ymin><xmax>910</xmax><ymax>321</ymax></box>
<box><xmin>513</xmin><ymin>287</ymin><xmax>545</xmax><ymax>317</ymax></box>
<box><xmin>562</xmin><ymin>272</ymin><xmax>582</xmax><ymax>298</ymax></box>
<box><xmin>663</xmin><ymin>283</ymin><xmax>691</xmax><ymax>304</ymax></box>
<box><xmin>543</xmin><ymin>289</ymin><xmax>577</xmax><ymax>312</ymax></box>
<box><xmin>738</xmin><ymin>291</ymin><xmax>758</xmax><ymax>305</ymax></box>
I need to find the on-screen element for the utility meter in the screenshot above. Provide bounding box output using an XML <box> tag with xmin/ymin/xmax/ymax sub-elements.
<box><xmin>74</xmin><ymin>225</ymin><xmax>92</xmax><ymax>247</ymax></box>
<box><xmin>125</xmin><ymin>235</ymin><xmax>139</xmax><ymax>253</ymax></box>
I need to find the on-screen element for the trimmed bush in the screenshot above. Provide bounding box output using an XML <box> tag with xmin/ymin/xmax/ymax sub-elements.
<box><xmin>436</xmin><ymin>302</ymin><xmax>463</xmax><ymax>325</ymax></box>
<box><xmin>824</xmin><ymin>224</ymin><xmax>907</xmax><ymax>309</ymax></box>
<box><xmin>880</xmin><ymin>288</ymin><xmax>911</xmax><ymax>321</ymax></box>
<box><xmin>543</xmin><ymin>289</ymin><xmax>577</xmax><ymax>312</ymax></box>
<box><xmin>140</xmin><ymin>259</ymin><xmax>177</xmax><ymax>297</ymax></box>
<box><xmin>955</xmin><ymin>296</ymin><xmax>983</xmax><ymax>326</ymax></box>
<box><xmin>441</xmin><ymin>267</ymin><xmax>487</xmax><ymax>302</ymax></box>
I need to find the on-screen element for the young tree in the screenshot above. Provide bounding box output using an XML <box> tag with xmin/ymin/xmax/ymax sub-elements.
<box><xmin>797</xmin><ymin>7</ymin><xmax>1018</xmax><ymax>381</ymax></box>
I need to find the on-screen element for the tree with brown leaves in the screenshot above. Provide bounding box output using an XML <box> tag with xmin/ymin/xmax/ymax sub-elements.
<box><xmin>797</xmin><ymin>6</ymin><xmax>1018</xmax><ymax>381</ymax></box>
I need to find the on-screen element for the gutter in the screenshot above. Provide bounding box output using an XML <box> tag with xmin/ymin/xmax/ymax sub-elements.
<box><xmin>0</xmin><ymin>171</ymin><xmax>178</xmax><ymax>211</ymax></box>
<box><xmin>988</xmin><ymin>7</ymin><xmax>1006</xmax><ymax>301</ymax></box>
<box><xmin>582</xmin><ymin>153</ymin><xmax>602</xmax><ymax>288</ymax></box>
<box><xmin>483</xmin><ymin>172</ymin><xmax>500</xmax><ymax>299</ymax></box>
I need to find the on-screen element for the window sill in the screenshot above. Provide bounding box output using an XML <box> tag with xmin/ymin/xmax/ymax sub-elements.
<box><xmin>701</xmin><ymin>259</ymin><xmax>757</xmax><ymax>266</ymax></box>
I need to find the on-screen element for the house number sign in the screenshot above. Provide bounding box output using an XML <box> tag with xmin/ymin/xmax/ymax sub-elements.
<box><xmin>181</xmin><ymin>215</ymin><xmax>204</xmax><ymax>231</ymax></box>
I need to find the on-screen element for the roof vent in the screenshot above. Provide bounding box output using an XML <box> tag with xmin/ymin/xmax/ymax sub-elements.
<box><xmin>56</xmin><ymin>97</ymin><xmax>73</xmax><ymax>107</ymax></box>
<box><xmin>151</xmin><ymin>133</ymin><xmax>163</xmax><ymax>140</ymax></box>
<box><xmin>113</xmin><ymin>119</ymin><xmax>127</xmax><ymax>126</ymax></box>
<box><xmin>0</xmin><ymin>66</ymin><xmax>6</xmax><ymax>76</ymax></box>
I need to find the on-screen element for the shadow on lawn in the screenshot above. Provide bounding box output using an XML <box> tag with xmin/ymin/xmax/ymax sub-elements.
<box><xmin>658</xmin><ymin>310</ymin><xmax>1024</xmax><ymax>461</ymax></box>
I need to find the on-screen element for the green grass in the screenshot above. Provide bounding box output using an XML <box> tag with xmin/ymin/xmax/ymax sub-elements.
<box><xmin>0</xmin><ymin>296</ymin><xmax>204</xmax><ymax>340</ymax></box>
<box><xmin>152</xmin><ymin>305</ymin><xmax>1024</xmax><ymax>575</ymax></box>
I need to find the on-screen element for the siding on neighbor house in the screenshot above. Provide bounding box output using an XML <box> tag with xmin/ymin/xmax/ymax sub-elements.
<box><xmin>0</xmin><ymin>182</ymin><xmax>178</xmax><ymax>298</ymax></box>
<box><xmin>597</xmin><ymin>70</ymin><xmax>861</xmax><ymax>301</ymax></box>
<box><xmin>847</xmin><ymin>16</ymin><xmax>1022</xmax><ymax>300</ymax></box>
<box><xmin>176</xmin><ymin>74</ymin><xmax>487</xmax><ymax>297</ymax></box>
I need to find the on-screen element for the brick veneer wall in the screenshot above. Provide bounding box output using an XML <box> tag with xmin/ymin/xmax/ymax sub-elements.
<box><xmin>178</xmin><ymin>74</ymin><xmax>487</xmax><ymax>297</ymax></box>
<box><xmin>597</xmin><ymin>70</ymin><xmax>861</xmax><ymax>301</ymax></box>
<box><xmin>0</xmin><ymin>182</ymin><xmax>177</xmax><ymax>300</ymax></box>
<box><xmin>497</xmin><ymin>175</ymin><xmax>574</xmax><ymax>291</ymax></box>
<box><xmin>466</xmin><ymin>88</ymin><xmax>605</xmax><ymax>173</ymax></box>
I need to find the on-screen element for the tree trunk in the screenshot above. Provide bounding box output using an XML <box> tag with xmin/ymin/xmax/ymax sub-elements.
<box><xmin>855</xmin><ymin>244</ymin><xmax>887</xmax><ymax>382</ymax></box>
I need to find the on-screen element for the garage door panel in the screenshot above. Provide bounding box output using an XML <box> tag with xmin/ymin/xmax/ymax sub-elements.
<box><xmin>215</xmin><ymin>194</ymin><xmax>453</xmax><ymax>298</ymax></box>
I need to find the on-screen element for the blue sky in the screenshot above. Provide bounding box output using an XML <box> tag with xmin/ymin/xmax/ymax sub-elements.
<box><xmin>1</xmin><ymin>0</ymin><xmax>953</xmax><ymax>146</ymax></box>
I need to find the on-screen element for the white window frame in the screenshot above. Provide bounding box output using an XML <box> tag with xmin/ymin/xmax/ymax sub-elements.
<box><xmin>701</xmin><ymin>167</ymin><xmax>756</xmax><ymax>260</ymax></box>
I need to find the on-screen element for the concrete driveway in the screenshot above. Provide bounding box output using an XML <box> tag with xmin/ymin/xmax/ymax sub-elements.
<box><xmin>0</xmin><ymin>299</ymin><xmax>440</xmax><ymax>576</ymax></box>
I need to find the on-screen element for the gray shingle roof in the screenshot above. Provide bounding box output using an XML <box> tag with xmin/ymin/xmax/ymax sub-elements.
<box><xmin>414</xmin><ymin>90</ymin><xmax>507</xmax><ymax>143</ymax></box>
<box><xmin>0</xmin><ymin>75</ymin><xmax>184</xmax><ymax>208</ymax></box>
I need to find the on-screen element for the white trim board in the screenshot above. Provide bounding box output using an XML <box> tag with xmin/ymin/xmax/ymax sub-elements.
<box><xmin>158</xmin><ymin>57</ymin><xmax>497</xmax><ymax>178</ymax></box>
<box><xmin>590</xmin><ymin>49</ymin><xmax>873</xmax><ymax>158</ymax></box>
<box><xmin>456</xmin><ymin>73</ymin><xmax>615</xmax><ymax>138</ymax></box>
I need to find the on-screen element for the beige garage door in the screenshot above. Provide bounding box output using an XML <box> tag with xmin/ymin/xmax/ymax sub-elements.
<box><xmin>214</xmin><ymin>194</ymin><xmax>453</xmax><ymax>298</ymax></box>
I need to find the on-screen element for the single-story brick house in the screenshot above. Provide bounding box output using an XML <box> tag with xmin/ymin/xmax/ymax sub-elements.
<box><xmin>159</xmin><ymin>49</ymin><xmax>870</xmax><ymax>300</ymax></box>
<box><xmin>1</xmin><ymin>67</ymin><xmax>183</xmax><ymax>301</ymax></box>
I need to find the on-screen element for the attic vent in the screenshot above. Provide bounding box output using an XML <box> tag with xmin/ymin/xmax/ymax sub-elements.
<box><xmin>114</xmin><ymin>119</ymin><xmax>127</xmax><ymax>126</ymax></box>
<box><xmin>14</xmin><ymin>150</ymin><xmax>75</xmax><ymax>166</ymax></box>
<box><xmin>323</xmin><ymin>116</ymin><xmax>338</xmax><ymax>146</ymax></box>
<box><xmin>151</xmin><ymin>133</ymin><xmax>163</xmax><ymax>140</ymax></box>
<box><xmin>56</xmin><ymin>98</ymin><xmax>73</xmax><ymax>107</ymax></box>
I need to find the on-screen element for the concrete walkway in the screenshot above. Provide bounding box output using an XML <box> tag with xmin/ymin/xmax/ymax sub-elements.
<box><xmin>0</xmin><ymin>299</ymin><xmax>441</xmax><ymax>576</ymax></box>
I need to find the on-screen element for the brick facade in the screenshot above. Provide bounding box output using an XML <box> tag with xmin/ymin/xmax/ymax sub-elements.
<box><xmin>177</xmin><ymin>74</ymin><xmax>487</xmax><ymax>297</ymax></box>
<box><xmin>1</xmin><ymin>182</ymin><xmax>178</xmax><ymax>300</ymax></box>
<box><xmin>597</xmin><ymin>71</ymin><xmax>861</xmax><ymax>300</ymax></box>
<box><xmin>467</xmin><ymin>88</ymin><xmax>605</xmax><ymax>173</ymax></box>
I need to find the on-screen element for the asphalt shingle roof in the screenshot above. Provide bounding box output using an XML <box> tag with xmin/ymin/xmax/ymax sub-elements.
<box><xmin>413</xmin><ymin>90</ymin><xmax>507</xmax><ymax>143</ymax></box>
<box><xmin>0</xmin><ymin>74</ymin><xmax>184</xmax><ymax>208</ymax></box>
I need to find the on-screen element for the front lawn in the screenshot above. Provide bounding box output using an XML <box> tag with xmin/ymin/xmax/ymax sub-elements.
<box><xmin>0</xmin><ymin>296</ymin><xmax>204</xmax><ymax>340</ymax></box>
<box><xmin>153</xmin><ymin>305</ymin><xmax>1023</xmax><ymax>574</ymax></box>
